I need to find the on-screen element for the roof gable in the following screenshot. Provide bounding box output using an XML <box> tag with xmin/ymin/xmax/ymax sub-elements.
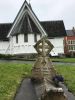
<box><xmin>11</xmin><ymin>14</ymin><xmax>41</xmax><ymax>36</ymax></box>
<box><xmin>7</xmin><ymin>0</ymin><xmax>47</xmax><ymax>37</ymax></box>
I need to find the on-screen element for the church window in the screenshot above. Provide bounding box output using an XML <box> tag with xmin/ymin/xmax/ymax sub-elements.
<box><xmin>16</xmin><ymin>35</ymin><xmax>18</xmax><ymax>43</ymax></box>
<box><xmin>34</xmin><ymin>34</ymin><xmax>37</xmax><ymax>42</ymax></box>
<box><xmin>24</xmin><ymin>34</ymin><xmax>28</xmax><ymax>42</ymax></box>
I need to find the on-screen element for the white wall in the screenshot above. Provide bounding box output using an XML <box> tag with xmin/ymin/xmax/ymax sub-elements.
<box><xmin>10</xmin><ymin>34</ymin><xmax>40</xmax><ymax>54</ymax></box>
<box><xmin>0</xmin><ymin>35</ymin><xmax>64</xmax><ymax>56</ymax></box>
<box><xmin>0</xmin><ymin>41</ymin><xmax>9</xmax><ymax>54</ymax></box>
<box><xmin>9</xmin><ymin>34</ymin><xmax>64</xmax><ymax>56</ymax></box>
<box><xmin>49</xmin><ymin>37</ymin><xmax>64</xmax><ymax>56</ymax></box>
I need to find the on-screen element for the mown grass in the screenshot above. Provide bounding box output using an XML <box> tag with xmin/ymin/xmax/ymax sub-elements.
<box><xmin>55</xmin><ymin>64</ymin><xmax>75</xmax><ymax>95</ymax></box>
<box><xmin>51</xmin><ymin>58</ymin><xmax>75</xmax><ymax>63</ymax></box>
<box><xmin>0</xmin><ymin>62</ymin><xmax>75</xmax><ymax>100</ymax></box>
<box><xmin>0</xmin><ymin>63</ymin><xmax>32</xmax><ymax>100</ymax></box>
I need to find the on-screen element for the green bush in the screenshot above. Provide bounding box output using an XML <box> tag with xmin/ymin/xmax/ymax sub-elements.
<box><xmin>0</xmin><ymin>54</ymin><xmax>13</xmax><ymax>59</ymax></box>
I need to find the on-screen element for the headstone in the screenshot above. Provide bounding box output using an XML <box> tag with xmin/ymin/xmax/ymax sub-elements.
<box><xmin>31</xmin><ymin>36</ymin><xmax>68</xmax><ymax>100</ymax></box>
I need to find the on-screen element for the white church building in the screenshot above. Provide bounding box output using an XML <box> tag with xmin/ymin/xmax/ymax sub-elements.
<box><xmin>0</xmin><ymin>0</ymin><xmax>66</xmax><ymax>56</ymax></box>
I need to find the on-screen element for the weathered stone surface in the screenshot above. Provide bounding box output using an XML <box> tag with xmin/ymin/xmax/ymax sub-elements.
<box><xmin>32</xmin><ymin>37</ymin><xmax>56</xmax><ymax>81</ymax></box>
<box><xmin>42</xmin><ymin>92</ymin><xmax>67</xmax><ymax>100</ymax></box>
<box><xmin>34</xmin><ymin>37</ymin><xmax>54</xmax><ymax>56</ymax></box>
<box><xmin>32</xmin><ymin>37</ymin><xmax>67</xmax><ymax>100</ymax></box>
<box><xmin>32</xmin><ymin>56</ymin><xmax>56</xmax><ymax>81</ymax></box>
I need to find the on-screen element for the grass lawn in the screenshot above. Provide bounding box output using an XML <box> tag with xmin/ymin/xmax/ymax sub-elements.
<box><xmin>55</xmin><ymin>64</ymin><xmax>75</xmax><ymax>95</ymax></box>
<box><xmin>0</xmin><ymin>63</ymin><xmax>32</xmax><ymax>100</ymax></box>
<box><xmin>51</xmin><ymin>57</ymin><xmax>75</xmax><ymax>63</ymax></box>
<box><xmin>0</xmin><ymin>62</ymin><xmax>75</xmax><ymax>100</ymax></box>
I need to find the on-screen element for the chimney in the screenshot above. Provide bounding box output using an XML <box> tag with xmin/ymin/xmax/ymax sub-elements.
<box><xmin>72</xmin><ymin>27</ymin><xmax>75</xmax><ymax>35</ymax></box>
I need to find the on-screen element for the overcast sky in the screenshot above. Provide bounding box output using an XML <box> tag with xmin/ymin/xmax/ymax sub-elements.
<box><xmin>0</xmin><ymin>0</ymin><xmax>75</xmax><ymax>29</ymax></box>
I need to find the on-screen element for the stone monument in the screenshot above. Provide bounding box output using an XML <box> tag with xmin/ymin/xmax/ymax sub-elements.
<box><xmin>31</xmin><ymin>36</ymin><xmax>67</xmax><ymax>100</ymax></box>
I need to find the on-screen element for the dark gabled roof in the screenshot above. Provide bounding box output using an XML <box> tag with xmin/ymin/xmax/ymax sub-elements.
<box><xmin>41</xmin><ymin>20</ymin><xmax>67</xmax><ymax>38</ymax></box>
<box><xmin>66</xmin><ymin>30</ymin><xmax>75</xmax><ymax>36</ymax></box>
<box><xmin>0</xmin><ymin>23</ymin><xmax>12</xmax><ymax>41</ymax></box>
<box><xmin>11</xmin><ymin>14</ymin><xmax>41</xmax><ymax>36</ymax></box>
<box><xmin>8</xmin><ymin>0</ymin><xmax>47</xmax><ymax>37</ymax></box>
<box><xmin>0</xmin><ymin>20</ymin><xmax>66</xmax><ymax>41</ymax></box>
<box><xmin>10</xmin><ymin>20</ymin><xmax>66</xmax><ymax>37</ymax></box>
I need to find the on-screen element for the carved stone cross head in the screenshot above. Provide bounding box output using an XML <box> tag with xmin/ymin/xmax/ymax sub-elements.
<box><xmin>34</xmin><ymin>37</ymin><xmax>54</xmax><ymax>56</ymax></box>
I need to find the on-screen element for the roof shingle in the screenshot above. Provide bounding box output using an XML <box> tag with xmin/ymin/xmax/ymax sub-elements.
<box><xmin>41</xmin><ymin>20</ymin><xmax>66</xmax><ymax>38</ymax></box>
<box><xmin>66</xmin><ymin>30</ymin><xmax>75</xmax><ymax>36</ymax></box>
<box><xmin>0</xmin><ymin>23</ymin><xmax>12</xmax><ymax>41</ymax></box>
<box><xmin>0</xmin><ymin>20</ymin><xmax>66</xmax><ymax>41</ymax></box>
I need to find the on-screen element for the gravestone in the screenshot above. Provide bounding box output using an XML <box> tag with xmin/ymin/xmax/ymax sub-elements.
<box><xmin>31</xmin><ymin>36</ymin><xmax>68</xmax><ymax>100</ymax></box>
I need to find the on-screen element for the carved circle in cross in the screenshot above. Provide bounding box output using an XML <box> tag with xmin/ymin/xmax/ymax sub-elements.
<box><xmin>34</xmin><ymin>38</ymin><xmax>54</xmax><ymax>56</ymax></box>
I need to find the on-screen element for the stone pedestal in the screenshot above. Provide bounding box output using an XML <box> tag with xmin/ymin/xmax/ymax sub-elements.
<box><xmin>42</xmin><ymin>92</ymin><xmax>67</xmax><ymax>100</ymax></box>
<box><xmin>32</xmin><ymin>56</ymin><xmax>56</xmax><ymax>82</ymax></box>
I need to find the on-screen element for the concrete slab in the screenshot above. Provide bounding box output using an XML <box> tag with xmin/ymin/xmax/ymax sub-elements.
<box><xmin>14</xmin><ymin>78</ymin><xmax>38</xmax><ymax>100</ymax></box>
<box><xmin>59</xmin><ymin>83</ymin><xmax>75</xmax><ymax>100</ymax></box>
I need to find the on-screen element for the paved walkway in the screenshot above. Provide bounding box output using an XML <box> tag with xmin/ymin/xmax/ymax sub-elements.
<box><xmin>14</xmin><ymin>78</ymin><xmax>38</xmax><ymax>100</ymax></box>
<box><xmin>14</xmin><ymin>78</ymin><xmax>75</xmax><ymax>100</ymax></box>
<box><xmin>59</xmin><ymin>83</ymin><xmax>75</xmax><ymax>100</ymax></box>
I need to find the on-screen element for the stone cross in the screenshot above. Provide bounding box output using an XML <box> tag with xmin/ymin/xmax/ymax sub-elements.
<box><xmin>32</xmin><ymin>36</ymin><xmax>56</xmax><ymax>81</ymax></box>
<box><xmin>34</xmin><ymin>37</ymin><xmax>53</xmax><ymax>57</ymax></box>
<box><xmin>31</xmin><ymin>37</ymin><xmax>67</xmax><ymax>100</ymax></box>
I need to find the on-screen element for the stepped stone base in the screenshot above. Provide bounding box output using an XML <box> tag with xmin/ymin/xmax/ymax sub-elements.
<box><xmin>31</xmin><ymin>37</ymin><xmax>68</xmax><ymax>100</ymax></box>
<box><xmin>42</xmin><ymin>91</ymin><xmax>67</xmax><ymax>100</ymax></box>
